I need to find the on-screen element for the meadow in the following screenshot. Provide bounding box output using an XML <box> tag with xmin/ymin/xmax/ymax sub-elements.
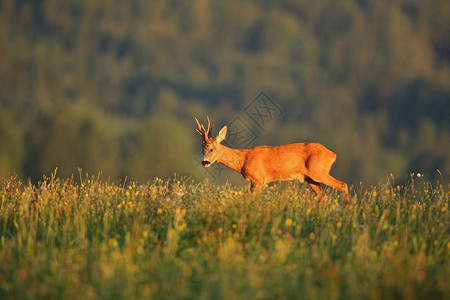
<box><xmin>0</xmin><ymin>173</ymin><xmax>448</xmax><ymax>299</ymax></box>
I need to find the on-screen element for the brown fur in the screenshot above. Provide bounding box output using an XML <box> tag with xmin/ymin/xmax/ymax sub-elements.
<box><xmin>195</xmin><ymin>117</ymin><xmax>349</xmax><ymax>201</ymax></box>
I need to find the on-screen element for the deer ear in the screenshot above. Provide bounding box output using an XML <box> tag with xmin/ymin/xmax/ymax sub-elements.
<box><xmin>216</xmin><ymin>126</ymin><xmax>227</xmax><ymax>143</ymax></box>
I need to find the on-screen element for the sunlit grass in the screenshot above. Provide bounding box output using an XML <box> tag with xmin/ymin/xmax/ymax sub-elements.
<box><xmin>0</xmin><ymin>173</ymin><xmax>448</xmax><ymax>299</ymax></box>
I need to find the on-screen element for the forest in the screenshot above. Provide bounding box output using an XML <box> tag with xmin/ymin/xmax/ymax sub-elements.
<box><xmin>0</xmin><ymin>0</ymin><xmax>449</xmax><ymax>186</ymax></box>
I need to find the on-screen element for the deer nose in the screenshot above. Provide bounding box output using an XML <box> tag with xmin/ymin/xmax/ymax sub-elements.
<box><xmin>202</xmin><ymin>160</ymin><xmax>210</xmax><ymax>166</ymax></box>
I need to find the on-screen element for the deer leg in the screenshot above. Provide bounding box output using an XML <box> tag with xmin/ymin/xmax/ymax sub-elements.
<box><xmin>250</xmin><ymin>182</ymin><xmax>263</xmax><ymax>194</ymax></box>
<box><xmin>305</xmin><ymin>177</ymin><xmax>324</xmax><ymax>201</ymax></box>
<box><xmin>309</xmin><ymin>173</ymin><xmax>349</xmax><ymax>202</ymax></box>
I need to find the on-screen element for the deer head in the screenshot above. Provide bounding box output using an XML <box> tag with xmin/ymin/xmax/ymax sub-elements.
<box><xmin>195</xmin><ymin>116</ymin><xmax>227</xmax><ymax>167</ymax></box>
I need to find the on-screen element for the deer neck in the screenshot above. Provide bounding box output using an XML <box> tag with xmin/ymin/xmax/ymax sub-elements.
<box><xmin>217</xmin><ymin>144</ymin><xmax>247</xmax><ymax>173</ymax></box>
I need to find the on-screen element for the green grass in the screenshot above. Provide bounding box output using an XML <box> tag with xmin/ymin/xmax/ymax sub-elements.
<box><xmin>0</xmin><ymin>173</ymin><xmax>448</xmax><ymax>299</ymax></box>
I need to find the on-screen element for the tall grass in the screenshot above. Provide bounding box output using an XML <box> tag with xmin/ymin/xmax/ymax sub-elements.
<box><xmin>0</xmin><ymin>173</ymin><xmax>448</xmax><ymax>299</ymax></box>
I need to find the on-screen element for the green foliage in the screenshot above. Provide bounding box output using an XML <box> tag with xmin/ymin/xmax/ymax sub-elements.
<box><xmin>122</xmin><ymin>113</ymin><xmax>196</xmax><ymax>182</ymax></box>
<box><xmin>0</xmin><ymin>175</ymin><xmax>448</xmax><ymax>299</ymax></box>
<box><xmin>0</xmin><ymin>0</ymin><xmax>449</xmax><ymax>184</ymax></box>
<box><xmin>0</xmin><ymin>111</ymin><xmax>24</xmax><ymax>179</ymax></box>
<box><xmin>24</xmin><ymin>103</ymin><xmax>120</xmax><ymax>181</ymax></box>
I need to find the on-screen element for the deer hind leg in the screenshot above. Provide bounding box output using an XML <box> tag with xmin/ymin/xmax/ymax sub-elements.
<box><xmin>305</xmin><ymin>176</ymin><xmax>325</xmax><ymax>202</ymax></box>
<box><xmin>309</xmin><ymin>173</ymin><xmax>349</xmax><ymax>202</ymax></box>
<box><xmin>250</xmin><ymin>182</ymin><xmax>263</xmax><ymax>194</ymax></box>
<box><xmin>306</xmin><ymin>154</ymin><xmax>349</xmax><ymax>202</ymax></box>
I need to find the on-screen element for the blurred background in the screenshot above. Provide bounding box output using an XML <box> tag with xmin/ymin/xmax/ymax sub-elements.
<box><xmin>0</xmin><ymin>0</ymin><xmax>449</xmax><ymax>186</ymax></box>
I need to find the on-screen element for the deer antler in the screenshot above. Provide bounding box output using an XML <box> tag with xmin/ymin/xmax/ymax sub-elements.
<box><xmin>195</xmin><ymin>117</ymin><xmax>203</xmax><ymax>137</ymax></box>
<box><xmin>205</xmin><ymin>116</ymin><xmax>211</xmax><ymax>138</ymax></box>
<box><xmin>195</xmin><ymin>116</ymin><xmax>211</xmax><ymax>142</ymax></box>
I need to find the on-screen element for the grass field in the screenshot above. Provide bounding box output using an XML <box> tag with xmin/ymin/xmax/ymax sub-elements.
<box><xmin>0</xmin><ymin>173</ymin><xmax>448</xmax><ymax>299</ymax></box>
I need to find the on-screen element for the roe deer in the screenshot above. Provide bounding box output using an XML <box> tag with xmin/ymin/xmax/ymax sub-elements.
<box><xmin>195</xmin><ymin>117</ymin><xmax>349</xmax><ymax>201</ymax></box>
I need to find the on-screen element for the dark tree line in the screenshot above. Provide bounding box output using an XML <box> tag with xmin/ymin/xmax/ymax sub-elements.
<box><xmin>0</xmin><ymin>0</ymin><xmax>449</xmax><ymax>185</ymax></box>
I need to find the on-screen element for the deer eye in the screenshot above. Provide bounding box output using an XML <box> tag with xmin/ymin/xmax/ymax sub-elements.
<box><xmin>209</xmin><ymin>149</ymin><xmax>214</xmax><ymax>152</ymax></box>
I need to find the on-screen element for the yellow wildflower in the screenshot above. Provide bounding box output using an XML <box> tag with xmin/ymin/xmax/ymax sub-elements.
<box><xmin>108</xmin><ymin>238</ymin><xmax>118</xmax><ymax>248</ymax></box>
